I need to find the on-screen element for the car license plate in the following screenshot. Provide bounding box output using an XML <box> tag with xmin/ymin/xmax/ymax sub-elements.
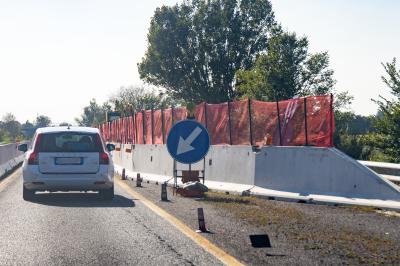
<box><xmin>55</xmin><ymin>157</ymin><xmax>82</xmax><ymax>165</ymax></box>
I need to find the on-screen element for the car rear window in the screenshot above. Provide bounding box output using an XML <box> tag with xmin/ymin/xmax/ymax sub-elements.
<box><xmin>37</xmin><ymin>132</ymin><xmax>103</xmax><ymax>152</ymax></box>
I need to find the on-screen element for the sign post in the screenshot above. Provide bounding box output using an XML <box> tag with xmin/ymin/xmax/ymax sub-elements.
<box><xmin>166</xmin><ymin>120</ymin><xmax>210</xmax><ymax>191</ymax></box>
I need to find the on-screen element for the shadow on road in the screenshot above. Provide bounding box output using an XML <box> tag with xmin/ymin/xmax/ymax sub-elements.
<box><xmin>31</xmin><ymin>193</ymin><xmax>136</xmax><ymax>208</ymax></box>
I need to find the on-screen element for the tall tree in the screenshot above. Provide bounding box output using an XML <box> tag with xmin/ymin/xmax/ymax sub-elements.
<box><xmin>34</xmin><ymin>115</ymin><xmax>52</xmax><ymax>128</ymax></box>
<box><xmin>75</xmin><ymin>99</ymin><xmax>110</xmax><ymax>127</ymax></box>
<box><xmin>109</xmin><ymin>86</ymin><xmax>178</xmax><ymax>114</ymax></box>
<box><xmin>138</xmin><ymin>0</ymin><xmax>277</xmax><ymax>103</ymax></box>
<box><xmin>235</xmin><ymin>31</ymin><xmax>336</xmax><ymax>101</ymax></box>
<box><xmin>21</xmin><ymin>120</ymin><xmax>35</xmax><ymax>139</ymax></box>
<box><xmin>1</xmin><ymin>113</ymin><xmax>21</xmax><ymax>141</ymax></box>
<box><xmin>368</xmin><ymin>58</ymin><xmax>400</xmax><ymax>162</ymax></box>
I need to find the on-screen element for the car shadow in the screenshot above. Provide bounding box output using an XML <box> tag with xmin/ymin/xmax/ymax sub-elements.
<box><xmin>31</xmin><ymin>192</ymin><xmax>136</xmax><ymax>208</ymax></box>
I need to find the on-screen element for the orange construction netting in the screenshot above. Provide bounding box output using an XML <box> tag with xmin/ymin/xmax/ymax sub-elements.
<box><xmin>101</xmin><ymin>95</ymin><xmax>334</xmax><ymax>147</ymax></box>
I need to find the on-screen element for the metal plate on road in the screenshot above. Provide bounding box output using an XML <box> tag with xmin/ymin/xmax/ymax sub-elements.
<box><xmin>167</xmin><ymin>120</ymin><xmax>210</xmax><ymax>164</ymax></box>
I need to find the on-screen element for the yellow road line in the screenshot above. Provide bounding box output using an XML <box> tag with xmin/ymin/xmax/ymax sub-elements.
<box><xmin>116</xmin><ymin>179</ymin><xmax>245</xmax><ymax>266</ymax></box>
<box><xmin>0</xmin><ymin>168</ymin><xmax>21</xmax><ymax>192</ymax></box>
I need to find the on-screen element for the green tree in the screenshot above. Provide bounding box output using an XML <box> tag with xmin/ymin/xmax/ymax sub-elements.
<box><xmin>76</xmin><ymin>99</ymin><xmax>110</xmax><ymax>127</ymax></box>
<box><xmin>109</xmin><ymin>86</ymin><xmax>176</xmax><ymax>114</ymax></box>
<box><xmin>333</xmin><ymin>112</ymin><xmax>374</xmax><ymax>160</ymax></box>
<box><xmin>21</xmin><ymin>120</ymin><xmax>35</xmax><ymax>139</ymax></box>
<box><xmin>236</xmin><ymin>31</ymin><xmax>337</xmax><ymax>101</ymax></box>
<box><xmin>138</xmin><ymin>0</ymin><xmax>277</xmax><ymax>103</ymax></box>
<box><xmin>368</xmin><ymin>58</ymin><xmax>400</xmax><ymax>162</ymax></box>
<box><xmin>34</xmin><ymin>115</ymin><xmax>51</xmax><ymax>128</ymax></box>
<box><xmin>0</xmin><ymin>113</ymin><xmax>21</xmax><ymax>141</ymax></box>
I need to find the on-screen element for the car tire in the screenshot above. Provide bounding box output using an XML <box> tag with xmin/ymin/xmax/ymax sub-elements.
<box><xmin>100</xmin><ymin>186</ymin><xmax>114</xmax><ymax>200</ymax></box>
<box><xmin>23</xmin><ymin>186</ymin><xmax>35</xmax><ymax>201</ymax></box>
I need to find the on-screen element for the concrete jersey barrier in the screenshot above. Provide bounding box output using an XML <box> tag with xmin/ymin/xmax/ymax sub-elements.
<box><xmin>0</xmin><ymin>143</ymin><xmax>26</xmax><ymax>178</ymax></box>
<box><xmin>111</xmin><ymin>144</ymin><xmax>400</xmax><ymax>205</ymax></box>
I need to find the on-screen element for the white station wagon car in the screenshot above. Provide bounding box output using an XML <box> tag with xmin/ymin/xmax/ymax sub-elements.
<box><xmin>18</xmin><ymin>127</ymin><xmax>115</xmax><ymax>201</ymax></box>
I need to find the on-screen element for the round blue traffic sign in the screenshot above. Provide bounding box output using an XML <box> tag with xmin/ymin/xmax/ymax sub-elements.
<box><xmin>166</xmin><ymin>120</ymin><xmax>210</xmax><ymax>164</ymax></box>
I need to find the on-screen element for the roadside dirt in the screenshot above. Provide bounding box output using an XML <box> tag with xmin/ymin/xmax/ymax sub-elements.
<box><xmin>122</xmin><ymin>178</ymin><xmax>400</xmax><ymax>265</ymax></box>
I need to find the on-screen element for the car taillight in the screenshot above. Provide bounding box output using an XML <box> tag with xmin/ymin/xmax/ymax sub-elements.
<box><xmin>28</xmin><ymin>152</ymin><xmax>39</xmax><ymax>165</ymax></box>
<box><xmin>99</xmin><ymin>152</ymin><xmax>109</xmax><ymax>165</ymax></box>
<box><xmin>28</xmin><ymin>133</ymin><xmax>42</xmax><ymax>165</ymax></box>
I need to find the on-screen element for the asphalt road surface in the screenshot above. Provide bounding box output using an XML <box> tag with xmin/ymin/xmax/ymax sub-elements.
<box><xmin>0</xmin><ymin>170</ymin><xmax>223</xmax><ymax>266</ymax></box>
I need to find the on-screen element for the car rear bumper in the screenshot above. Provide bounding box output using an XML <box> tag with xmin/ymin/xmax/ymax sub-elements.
<box><xmin>22</xmin><ymin>165</ymin><xmax>114</xmax><ymax>191</ymax></box>
<box><xmin>23</xmin><ymin>179</ymin><xmax>113</xmax><ymax>191</ymax></box>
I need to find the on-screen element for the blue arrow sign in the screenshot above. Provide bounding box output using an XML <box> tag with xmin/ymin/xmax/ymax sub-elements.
<box><xmin>167</xmin><ymin>120</ymin><xmax>210</xmax><ymax>164</ymax></box>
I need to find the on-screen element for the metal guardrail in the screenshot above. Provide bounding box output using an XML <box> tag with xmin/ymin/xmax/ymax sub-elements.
<box><xmin>359</xmin><ymin>160</ymin><xmax>400</xmax><ymax>185</ymax></box>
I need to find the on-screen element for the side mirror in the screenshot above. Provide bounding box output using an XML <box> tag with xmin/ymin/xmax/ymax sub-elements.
<box><xmin>18</xmin><ymin>143</ymin><xmax>28</xmax><ymax>153</ymax></box>
<box><xmin>106</xmin><ymin>143</ymin><xmax>115</xmax><ymax>152</ymax></box>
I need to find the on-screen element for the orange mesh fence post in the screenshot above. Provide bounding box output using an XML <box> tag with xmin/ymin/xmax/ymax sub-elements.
<box><xmin>304</xmin><ymin>97</ymin><xmax>309</xmax><ymax>146</ymax></box>
<box><xmin>136</xmin><ymin>112</ymin><xmax>144</xmax><ymax>144</ymax></box>
<box><xmin>161</xmin><ymin>109</ymin><xmax>165</xmax><ymax>144</ymax></box>
<box><xmin>151</xmin><ymin>109</ymin><xmax>154</xmax><ymax>144</ymax></box>
<box><xmin>119</xmin><ymin>118</ymin><xmax>122</xmax><ymax>143</ymax></box>
<box><xmin>144</xmin><ymin>110</ymin><xmax>152</xmax><ymax>144</ymax></box>
<box><xmin>227</xmin><ymin>101</ymin><xmax>233</xmax><ymax>145</ymax></box>
<box><xmin>104</xmin><ymin>124</ymin><xmax>107</xmax><ymax>139</ymax></box>
<box><xmin>113</xmin><ymin>120</ymin><xmax>117</xmax><ymax>142</ymax></box>
<box><xmin>109</xmin><ymin>122</ymin><xmax>111</xmax><ymax>142</ymax></box>
<box><xmin>229</xmin><ymin>100</ymin><xmax>251</xmax><ymax>145</ymax></box>
<box><xmin>251</xmin><ymin>100</ymin><xmax>279</xmax><ymax>146</ymax></box>
<box><xmin>113</xmin><ymin>120</ymin><xmax>116</xmax><ymax>143</ymax></box>
<box><xmin>126</xmin><ymin>117</ymin><xmax>129</xmax><ymax>144</ymax></box>
<box><xmin>121</xmin><ymin>118</ymin><xmax>124</xmax><ymax>143</ymax></box>
<box><xmin>116</xmin><ymin>119</ymin><xmax>119</xmax><ymax>143</ymax></box>
<box><xmin>123</xmin><ymin>117</ymin><xmax>127</xmax><ymax>144</ymax></box>
<box><xmin>133</xmin><ymin>113</ymin><xmax>137</xmax><ymax>144</ymax></box>
<box><xmin>129</xmin><ymin>116</ymin><xmax>134</xmax><ymax>144</ymax></box>
<box><xmin>135</xmin><ymin>113</ymin><xmax>139</xmax><ymax>144</ymax></box>
<box><xmin>248</xmin><ymin>99</ymin><xmax>254</xmax><ymax>146</ymax></box>
<box><xmin>276</xmin><ymin>100</ymin><xmax>282</xmax><ymax>145</ymax></box>
<box><xmin>330</xmin><ymin>94</ymin><xmax>334</xmax><ymax>147</ymax></box>
<box><xmin>104</xmin><ymin>123</ymin><xmax>106</xmax><ymax>141</ymax></box>
<box><xmin>153</xmin><ymin>109</ymin><xmax>163</xmax><ymax>144</ymax></box>
<box><xmin>126</xmin><ymin>116</ymin><xmax>129</xmax><ymax>143</ymax></box>
<box><xmin>195</xmin><ymin>102</ymin><xmax>206</xmax><ymax>126</ymax></box>
<box><xmin>117</xmin><ymin>119</ymin><xmax>120</xmax><ymax>142</ymax></box>
<box><xmin>112</xmin><ymin>120</ymin><xmax>116</xmax><ymax>143</ymax></box>
<box><xmin>116</xmin><ymin>119</ymin><xmax>120</xmax><ymax>143</ymax></box>
<box><xmin>205</xmin><ymin>103</ymin><xmax>230</xmax><ymax>145</ymax></box>
<box><xmin>121</xmin><ymin>118</ymin><xmax>124</xmax><ymax>144</ymax></box>
<box><xmin>110</xmin><ymin>122</ymin><xmax>113</xmax><ymax>142</ymax></box>
<box><xmin>163</xmin><ymin>108</ymin><xmax>173</xmax><ymax>139</ymax></box>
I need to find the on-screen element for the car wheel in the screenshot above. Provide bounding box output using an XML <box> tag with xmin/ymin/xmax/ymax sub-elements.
<box><xmin>23</xmin><ymin>186</ymin><xmax>35</xmax><ymax>201</ymax></box>
<box><xmin>100</xmin><ymin>186</ymin><xmax>114</xmax><ymax>200</ymax></box>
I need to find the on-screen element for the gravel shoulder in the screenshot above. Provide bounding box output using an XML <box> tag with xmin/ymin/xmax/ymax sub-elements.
<box><xmin>122</xmin><ymin>177</ymin><xmax>400</xmax><ymax>265</ymax></box>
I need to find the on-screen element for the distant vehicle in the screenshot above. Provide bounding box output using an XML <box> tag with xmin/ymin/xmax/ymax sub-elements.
<box><xmin>18</xmin><ymin>127</ymin><xmax>115</xmax><ymax>201</ymax></box>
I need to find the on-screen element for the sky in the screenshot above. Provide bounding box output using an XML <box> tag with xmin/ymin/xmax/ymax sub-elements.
<box><xmin>0</xmin><ymin>0</ymin><xmax>399</xmax><ymax>124</ymax></box>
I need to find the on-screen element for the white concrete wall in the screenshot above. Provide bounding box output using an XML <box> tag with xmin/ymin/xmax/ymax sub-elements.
<box><xmin>112</xmin><ymin>144</ymin><xmax>255</xmax><ymax>185</ymax></box>
<box><xmin>0</xmin><ymin>143</ymin><xmax>25</xmax><ymax>178</ymax></box>
<box><xmin>111</xmin><ymin>144</ymin><xmax>400</xmax><ymax>201</ymax></box>
<box><xmin>254</xmin><ymin>147</ymin><xmax>400</xmax><ymax>200</ymax></box>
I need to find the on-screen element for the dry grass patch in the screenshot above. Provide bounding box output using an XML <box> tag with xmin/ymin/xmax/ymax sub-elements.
<box><xmin>294</xmin><ymin>228</ymin><xmax>399</xmax><ymax>264</ymax></box>
<box><xmin>201</xmin><ymin>192</ymin><xmax>304</xmax><ymax>226</ymax></box>
<box><xmin>201</xmin><ymin>191</ymin><xmax>400</xmax><ymax>264</ymax></box>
